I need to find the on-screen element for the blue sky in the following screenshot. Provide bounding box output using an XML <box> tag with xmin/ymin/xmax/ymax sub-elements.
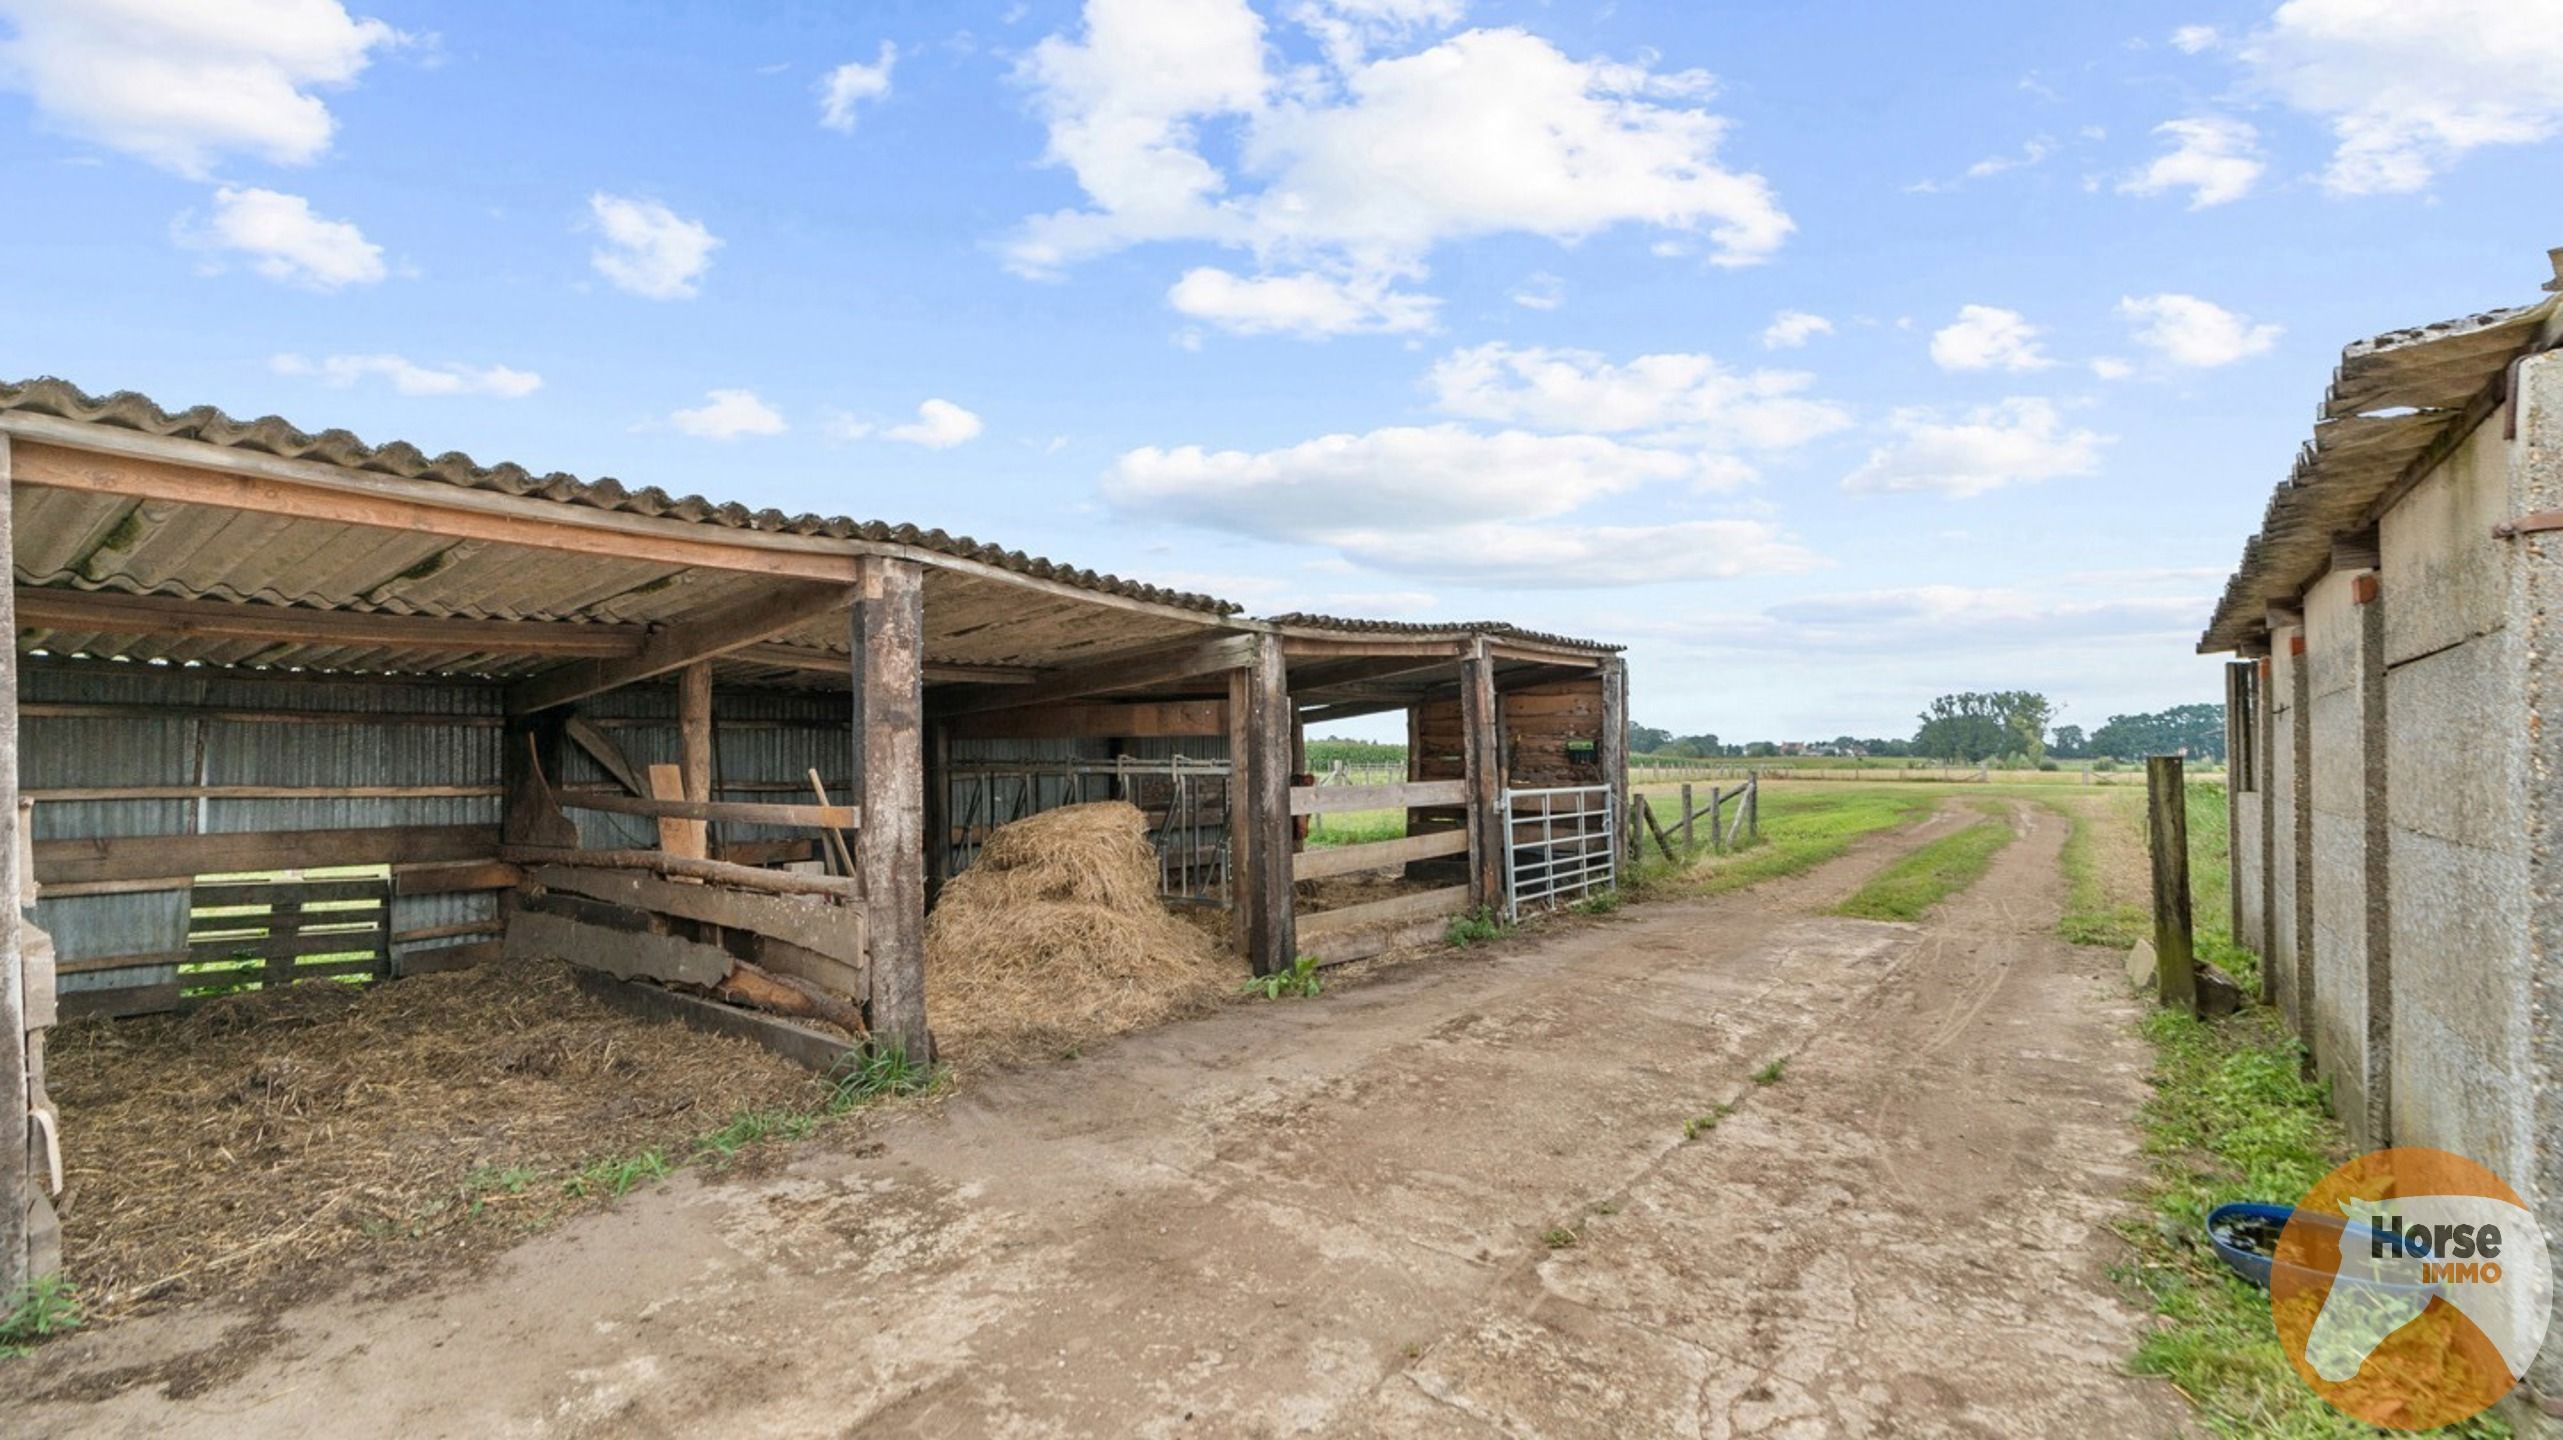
<box><xmin>4</xmin><ymin>0</ymin><xmax>2557</xmax><ymax>743</ymax></box>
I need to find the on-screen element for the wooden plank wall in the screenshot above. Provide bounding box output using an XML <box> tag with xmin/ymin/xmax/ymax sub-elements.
<box><xmin>1501</xmin><ymin>676</ymin><xmax>1611</xmax><ymax>789</ymax></box>
<box><xmin>1404</xmin><ymin>696</ymin><xmax>1468</xmax><ymax>878</ymax></box>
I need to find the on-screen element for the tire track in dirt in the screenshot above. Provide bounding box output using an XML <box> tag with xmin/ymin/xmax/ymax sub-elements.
<box><xmin>3</xmin><ymin>799</ymin><xmax>2171</xmax><ymax>1439</ymax></box>
<box><xmin>1375</xmin><ymin>800</ymin><xmax>2184</xmax><ymax>1438</ymax></box>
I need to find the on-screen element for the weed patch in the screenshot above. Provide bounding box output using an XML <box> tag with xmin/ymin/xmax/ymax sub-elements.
<box><xmin>1683</xmin><ymin>1103</ymin><xmax>1734</xmax><ymax>1140</ymax></box>
<box><xmin>1571</xmin><ymin>888</ymin><xmax>1623</xmax><ymax>915</ymax></box>
<box><xmin>1445</xmin><ymin>906</ymin><xmax>1509</xmax><ymax>948</ymax></box>
<box><xmin>0</xmin><ymin>1275</ymin><xmax>81</xmax><ymax>1356</ymax></box>
<box><xmin>830</xmin><ymin>1043</ymin><xmax>946</xmax><ymax>1110</ymax></box>
<box><xmin>1244</xmin><ymin>955</ymin><xmax>1325</xmax><ymax>1000</ymax></box>
<box><xmin>564</xmin><ymin>1150</ymin><xmax>672</xmax><ymax>1199</ymax></box>
<box><xmin>1752</xmin><ymin>1059</ymin><xmax>1788</xmax><ymax>1087</ymax></box>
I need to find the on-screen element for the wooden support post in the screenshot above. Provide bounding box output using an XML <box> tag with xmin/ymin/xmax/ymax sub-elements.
<box><xmin>678</xmin><ymin>661</ymin><xmax>715</xmax><ymax>854</ymax></box>
<box><xmin>1681</xmin><ymin>782</ymin><xmax>1695</xmax><ymax>851</ymax></box>
<box><xmin>1709</xmin><ymin>786</ymin><xmax>1724</xmax><ymax>852</ymax></box>
<box><xmin>1745</xmin><ymin>773</ymin><xmax>1760</xmax><ymax>842</ymax></box>
<box><xmin>2147</xmin><ymin>755</ymin><xmax>2198</xmax><ymax>1014</ymax></box>
<box><xmin>0</xmin><ymin>432</ymin><xmax>31</xmax><ymax>1298</ymax></box>
<box><xmin>1229</xmin><ymin>634</ymin><xmax>1295</xmax><ymax>975</ymax></box>
<box><xmin>1461</xmin><ymin>637</ymin><xmax>1504</xmax><ymax>910</ymax></box>
<box><xmin>852</xmin><ymin>557</ymin><xmax>930</xmax><ymax>1059</ymax></box>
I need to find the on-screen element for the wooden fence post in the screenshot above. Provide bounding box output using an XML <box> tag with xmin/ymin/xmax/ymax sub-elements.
<box><xmin>2147</xmin><ymin>755</ymin><xmax>2197</xmax><ymax>1014</ymax></box>
<box><xmin>1709</xmin><ymin>786</ymin><xmax>1724</xmax><ymax>852</ymax></box>
<box><xmin>1745</xmin><ymin>773</ymin><xmax>1759</xmax><ymax>842</ymax></box>
<box><xmin>1680</xmin><ymin>782</ymin><xmax>1694</xmax><ymax>851</ymax></box>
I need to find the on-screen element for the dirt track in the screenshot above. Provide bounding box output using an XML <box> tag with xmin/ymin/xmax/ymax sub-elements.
<box><xmin>9</xmin><ymin>802</ymin><xmax>2186</xmax><ymax>1438</ymax></box>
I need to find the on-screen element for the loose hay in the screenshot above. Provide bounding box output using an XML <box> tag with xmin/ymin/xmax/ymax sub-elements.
<box><xmin>927</xmin><ymin>801</ymin><xmax>1237</xmax><ymax>1062</ymax></box>
<box><xmin>47</xmin><ymin>952</ymin><xmax>828</xmax><ymax>1321</ymax></box>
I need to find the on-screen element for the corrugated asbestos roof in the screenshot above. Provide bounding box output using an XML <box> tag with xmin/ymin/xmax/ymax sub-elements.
<box><xmin>0</xmin><ymin>377</ymin><xmax>1239</xmax><ymax>617</ymax></box>
<box><xmin>2198</xmin><ymin>259</ymin><xmax>2562</xmax><ymax>654</ymax></box>
<box><xmin>3</xmin><ymin>377</ymin><xmax>1621</xmax><ymax>662</ymax></box>
<box><xmin>1266</xmin><ymin>612</ymin><xmax>1619</xmax><ymax>654</ymax></box>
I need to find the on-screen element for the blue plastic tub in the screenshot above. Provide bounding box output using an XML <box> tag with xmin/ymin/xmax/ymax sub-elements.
<box><xmin>2205</xmin><ymin>1202</ymin><xmax>2433</xmax><ymax>1294</ymax></box>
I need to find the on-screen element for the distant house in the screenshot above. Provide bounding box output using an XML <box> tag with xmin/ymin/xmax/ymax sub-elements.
<box><xmin>2199</xmin><ymin>245</ymin><xmax>2563</xmax><ymax>1406</ymax></box>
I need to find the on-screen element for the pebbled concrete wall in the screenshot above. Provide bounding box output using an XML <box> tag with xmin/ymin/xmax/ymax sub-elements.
<box><xmin>2304</xmin><ymin>569</ymin><xmax>2389</xmax><ymax>1145</ymax></box>
<box><xmin>2379</xmin><ymin>391</ymin><xmax>2528</xmax><ymax>1194</ymax></box>
<box><xmin>2267</xmin><ymin>629</ymin><xmax>2303</xmax><ymax>1027</ymax></box>
<box><xmin>2511</xmin><ymin>350</ymin><xmax>2563</xmax><ymax>1409</ymax></box>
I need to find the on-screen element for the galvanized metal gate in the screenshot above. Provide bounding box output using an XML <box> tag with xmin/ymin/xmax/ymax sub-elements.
<box><xmin>1498</xmin><ymin>784</ymin><xmax>1617</xmax><ymax>920</ymax></box>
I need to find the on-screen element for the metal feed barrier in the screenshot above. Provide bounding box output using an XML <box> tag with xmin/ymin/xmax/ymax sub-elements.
<box><xmin>945</xmin><ymin>754</ymin><xmax>1233</xmax><ymax>903</ymax></box>
<box><xmin>1499</xmin><ymin>784</ymin><xmax>1617</xmax><ymax>921</ymax></box>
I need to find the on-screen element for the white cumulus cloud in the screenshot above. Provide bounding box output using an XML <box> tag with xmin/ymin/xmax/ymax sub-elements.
<box><xmin>2243</xmin><ymin>0</ymin><xmax>2563</xmax><ymax>195</ymax></box>
<box><xmin>270</xmin><ymin>352</ymin><xmax>540</xmax><ymax>398</ymax></box>
<box><xmin>0</xmin><ymin>0</ymin><xmax>401</xmax><ymax>176</ymax></box>
<box><xmin>2118</xmin><ymin>292</ymin><xmax>2282</xmax><ymax>366</ymax></box>
<box><xmin>1425</xmin><ymin>342</ymin><xmax>1849</xmax><ymax>459</ymax></box>
<box><xmin>1327</xmin><ymin>518</ymin><xmax>1820</xmax><ymax>588</ymax></box>
<box><xmin>1929</xmin><ymin>305</ymin><xmax>2053</xmax><ymax>373</ymax></box>
<box><xmin>884</xmin><ymin>398</ymin><xmax>984</xmax><ymax>448</ymax></box>
<box><xmin>669</xmin><ymin>388</ymin><xmax>786</xmax><ymax>439</ymax></box>
<box><xmin>2170</xmin><ymin>24</ymin><xmax>2222</xmax><ymax>53</ymax></box>
<box><xmin>1168</xmin><ymin>266</ymin><xmax>1438</xmax><ymax>337</ymax></box>
<box><xmin>1761</xmin><ymin>310</ymin><xmax>1833</xmax><ymax>349</ymax></box>
<box><xmin>2119</xmin><ymin>116</ymin><xmax>2264</xmax><ymax>208</ymax></box>
<box><xmin>1509</xmin><ymin>271</ymin><xmax>1564</xmax><ymax>311</ymax></box>
<box><xmin>819</xmin><ymin>42</ymin><xmax>897</xmax><ymax>131</ymax></box>
<box><xmin>1842</xmin><ymin>398</ymin><xmax>2107</xmax><ymax>498</ymax></box>
<box><xmin>1107</xmin><ymin>425</ymin><xmax>1719</xmax><ymax>536</ymax></box>
<box><xmin>183</xmin><ymin>186</ymin><xmax>385</xmax><ymax>289</ymax></box>
<box><xmin>589</xmin><ymin>193</ymin><xmax>720</xmax><ymax>300</ymax></box>
<box><xmin>1010</xmin><ymin>2</ymin><xmax>1790</xmax><ymax>326</ymax></box>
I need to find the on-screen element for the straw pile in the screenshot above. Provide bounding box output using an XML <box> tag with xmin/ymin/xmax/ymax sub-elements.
<box><xmin>926</xmin><ymin>801</ymin><xmax>1235</xmax><ymax>1062</ymax></box>
<box><xmin>46</xmin><ymin>952</ymin><xmax>824</xmax><ymax>1321</ymax></box>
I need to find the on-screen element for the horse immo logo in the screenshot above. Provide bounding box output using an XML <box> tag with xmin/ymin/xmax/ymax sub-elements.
<box><xmin>2271</xmin><ymin>1147</ymin><xmax>2554</xmax><ymax>1431</ymax></box>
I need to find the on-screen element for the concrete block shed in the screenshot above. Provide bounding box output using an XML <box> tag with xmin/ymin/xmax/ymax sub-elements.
<box><xmin>0</xmin><ymin>378</ymin><xmax>1628</xmax><ymax>1301</ymax></box>
<box><xmin>2199</xmin><ymin>245</ymin><xmax>2563</xmax><ymax>1408</ymax></box>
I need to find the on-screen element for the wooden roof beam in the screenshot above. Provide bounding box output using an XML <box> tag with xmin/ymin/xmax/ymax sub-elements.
<box><xmin>18</xmin><ymin>585</ymin><xmax>635</xmax><ymax>657</ymax></box>
<box><xmin>509</xmin><ymin>581</ymin><xmax>856</xmax><ymax>714</ymax></box>
<box><xmin>929</xmin><ymin>633</ymin><xmax>1259</xmax><ymax>718</ymax></box>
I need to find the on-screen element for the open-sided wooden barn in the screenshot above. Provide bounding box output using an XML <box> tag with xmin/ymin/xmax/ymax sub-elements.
<box><xmin>0</xmin><ymin>378</ymin><xmax>1627</xmax><ymax>1297</ymax></box>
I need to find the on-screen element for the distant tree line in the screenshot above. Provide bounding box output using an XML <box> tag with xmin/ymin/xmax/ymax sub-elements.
<box><xmin>2080</xmin><ymin>703</ymin><xmax>2226</xmax><ymax>762</ymax></box>
<box><xmin>1630</xmin><ymin>696</ymin><xmax>2227</xmax><ymax>765</ymax></box>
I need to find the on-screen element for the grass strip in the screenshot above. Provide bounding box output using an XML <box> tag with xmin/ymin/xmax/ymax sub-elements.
<box><xmin>2109</xmin><ymin>779</ymin><xmax>2497</xmax><ymax>1434</ymax></box>
<box><xmin>1831</xmin><ymin>811</ymin><xmax>2014</xmax><ymax>921</ymax></box>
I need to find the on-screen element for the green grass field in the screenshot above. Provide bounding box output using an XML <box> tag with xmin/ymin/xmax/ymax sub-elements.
<box><xmin>1629</xmin><ymin>784</ymin><xmax>1940</xmax><ymax>898</ymax></box>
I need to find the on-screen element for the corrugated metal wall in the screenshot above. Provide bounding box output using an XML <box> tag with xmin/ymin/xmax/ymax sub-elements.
<box><xmin>22</xmin><ymin>663</ymin><xmax>506</xmax><ymax>995</ymax></box>
<box><xmin>553</xmin><ymin>685</ymin><xmax>852</xmax><ymax>851</ymax></box>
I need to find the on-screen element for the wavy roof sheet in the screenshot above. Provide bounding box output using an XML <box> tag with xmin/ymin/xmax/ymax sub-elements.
<box><xmin>2198</xmin><ymin>260</ymin><xmax>2562</xmax><ymax>654</ymax></box>
<box><xmin>0</xmin><ymin>377</ymin><xmax>1239</xmax><ymax>617</ymax></box>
